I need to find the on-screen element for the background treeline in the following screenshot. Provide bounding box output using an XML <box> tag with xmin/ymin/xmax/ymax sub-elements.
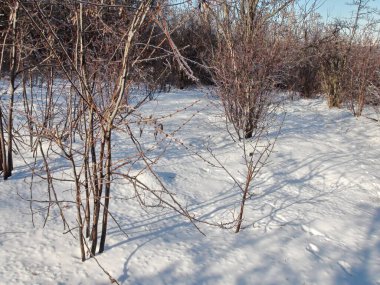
<box><xmin>1</xmin><ymin>1</ymin><xmax>380</xmax><ymax>107</ymax></box>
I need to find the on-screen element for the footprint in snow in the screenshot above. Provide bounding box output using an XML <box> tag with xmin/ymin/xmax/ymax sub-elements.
<box><xmin>306</xmin><ymin>243</ymin><xmax>320</xmax><ymax>255</ymax></box>
<box><xmin>338</xmin><ymin>260</ymin><xmax>353</xmax><ymax>276</ymax></box>
<box><xmin>275</xmin><ymin>214</ymin><xmax>287</xmax><ymax>223</ymax></box>
<box><xmin>301</xmin><ymin>225</ymin><xmax>326</xmax><ymax>237</ymax></box>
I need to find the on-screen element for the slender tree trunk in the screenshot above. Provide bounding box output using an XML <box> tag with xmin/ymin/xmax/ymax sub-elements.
<box><xmin>0</xmin><ymin>3</ymin><xmax>10</xmax><ymax>174</ymax></box>
<box><xmin>4</xmin><ymin>1</ymin><xmax>19</xmax><ymax>179</ymax></box>
<box><xmin>83</xmin><ymin>109</ymin><xmax>91</xmax><ymax>238</ymax></box>
<box><xmin>0</xmin><ymin>107</ymin><xmax>6</xmax><ymax>173</ymax></box>
<box><xmin>44</xmin><ymin>65</ymin><xmax>54</xmax><ymax>128</ymax></box>
<box><xmin>6</xmin><ymin>76</ymin><xmax>15</xmax><ymax>179</ymax></box>
<box><xmin>70</xmin><ymin>158</ymin><xmax>86</xmax><ymax>262</ymax></box>
<box><xmin>99</xmin><ymin>130</ymin><xmax>112</xmax><ymax>253</ymax></box>
<box><xmin>235</xmin><ymin>167</ymin><xmax>254</xmax><ymax>233</ymax></box>
<box><xmin>22</xmin><ymin>71</ymin><xmax>34</xmax><ymax>150</ymax></box>
<box><xmin>90</xmin><ymin>126</ymin><xmax>104</xmax><ymax>255</ymax></box>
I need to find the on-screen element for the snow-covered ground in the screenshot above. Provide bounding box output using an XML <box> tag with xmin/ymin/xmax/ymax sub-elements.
<box><xmin>0</xmin><ymin>88</ymin><xmax>379</xmax><ymax>285</ymax></box>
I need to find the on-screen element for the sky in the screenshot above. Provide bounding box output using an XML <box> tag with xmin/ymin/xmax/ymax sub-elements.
<box><xmin>312</xmin><ymin>0</ymin><xmax>380</xmax><ymax>21</ymax></box>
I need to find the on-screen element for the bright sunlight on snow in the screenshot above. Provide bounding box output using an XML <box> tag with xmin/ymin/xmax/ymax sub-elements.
<box><xmin>1</xmin><ymin>88</ymin><xmax>379</xmax><ymax>285</ymax></box>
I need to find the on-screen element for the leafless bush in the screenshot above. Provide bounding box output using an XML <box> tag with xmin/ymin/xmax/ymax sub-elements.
<box><xmin>319</xmin><ymin>1</ymin><xmax>380</xmax><ymax>113</ymax></box>
<box><xmin>284</xmin><ymin>9</ymin><xmax>325</xmax><ymax>98</ymax></box>
<box><xmin>318</xmin><ymin>23</ymin><xmax>347</xmax><ymax>108</ymax></box>
<box><xmin>205</xmin><ymin>0</ymin><xmax>293</xmax><ymax>232</ymax></box>
<box><xmin>211</xmin><ymin>15</ymin><xmax>289</xmax><ymax>140</ymax></box>
<box><xmin>341</xmin><ymin>42</ymin><xmax>380</xmax><ymax>116</ymax></box>
<box><xmin>212</xmin><ymin>40</ymin><xmax>280</xmax><ymax>139</ymax></box>
<box><xmin>10</xmin><ymin>1</ymin><xmax>202</xmax><ymax>269</ymax></box>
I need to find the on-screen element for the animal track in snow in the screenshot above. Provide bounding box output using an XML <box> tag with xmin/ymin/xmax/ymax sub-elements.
<box><xmin>275</xmin><ymin>214</ymin><xmax>287</xmax><ymax>223</ymax></box>
<box><xmin>338</xmin><ymin>260</ymin><xmax>353</xmax><ymax>276</ymax></box>
<box><xmin>301</xmin><ymin>225</ymin><xmax>326</xmax><ymax>237</ymax></box>
<box><xmin>306</xmin><ymin>243</ymin><xmax>320</xmax><ymax>255</ymax></box>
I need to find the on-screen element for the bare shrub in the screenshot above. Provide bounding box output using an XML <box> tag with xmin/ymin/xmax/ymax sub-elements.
<box><xmin>319</xmin><ymin>24</ymin><xmax>347</xmax><ymax>108</ymax></box>
<box><xmin>342</xmin><ymin>42</ymin><xmax>380</xmax><ymax>116</ymax></box>
<box><xmin>319</xmin><ymin>1</ymin><xmax>380</xmax><ymax>113</ymax></box>
<box><xmin>211</xmin><ymin>14</ymin><xmax>289</xmax><ymax>140</ymax></box>
<box><xmin>285</xmin><ymin>10</ymin><xmax>325</xmax><ymax>98</ymax></box>
<box><xmin>207</xmin><ymin>0</ymin><xmax>293</xmax><ymax>232</ymax></box>
<box><xmin>14</xmin><ymin>1</ymin><xmax>202</xmax><ymax>269</ymax></box>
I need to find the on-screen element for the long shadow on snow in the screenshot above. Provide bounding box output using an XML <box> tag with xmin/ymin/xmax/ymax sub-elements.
<box><xmin>110</xmin><ymin>155</ymin><xmax>343</xmax><ymax>284</ymax></box>
<box><xmin>106</xmin><ymin>185</ymin><xmax>239</xmax><ymax>239</ymax></box>
<box><xmin>333</xmin><ymin>206</ymin><xmax>380</xmax><ymax>285</ymax></box>
<box><xmin>111</xmin><ymin>97</ymin><xmax>378</xmax><ymax>284</ymax></box>
<box><xmin>116</xmin><ymin>219</ymin><xmax>304</xmax><ymax>285</ymax></box>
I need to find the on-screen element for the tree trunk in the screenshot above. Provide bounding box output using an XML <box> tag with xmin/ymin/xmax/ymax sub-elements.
<box><xmin>99</xmin><ymin>130</ymin><xmax>112</xmax><ymax>253</ymax></box>
<box><xmin>4</xmin><ymin>1</ymin><xmax>19</xmax><ymax>179</ymax></box>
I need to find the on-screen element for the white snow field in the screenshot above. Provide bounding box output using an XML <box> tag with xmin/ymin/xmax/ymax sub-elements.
<box><xmin>0</xmin><ymin>88</ymin><xmax>379</xmax><ymax>285</ymax></box>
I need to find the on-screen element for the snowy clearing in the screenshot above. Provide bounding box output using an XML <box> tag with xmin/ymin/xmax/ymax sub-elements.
<box><xmin>0</xmin><ymin>88</ymin><xmax>379</xmax><ymax>285</ymax></box>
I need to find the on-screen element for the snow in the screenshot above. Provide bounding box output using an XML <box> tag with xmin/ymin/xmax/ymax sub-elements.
<box><xmin>1</xmin><ymin>87</ymin><xmax>380</xmax><ymax>285</ymax></box>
